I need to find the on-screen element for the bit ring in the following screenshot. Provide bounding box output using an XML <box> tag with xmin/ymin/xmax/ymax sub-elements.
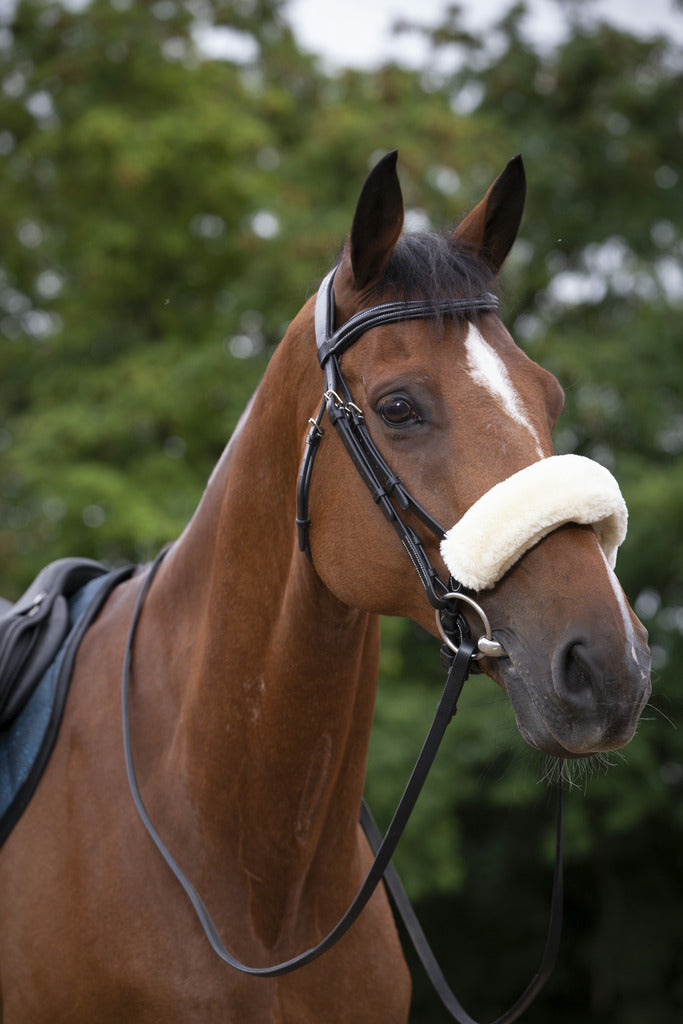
<box><xmin>435</xmin><ymin>592</ymin><xmax>505</xmax><ymax>660</ymax></box>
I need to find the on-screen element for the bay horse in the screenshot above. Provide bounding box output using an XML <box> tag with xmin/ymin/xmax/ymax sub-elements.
<box><xmin>0</xmin><ymin>152</ymin><xmax>650</xmax><ymax>1022</ymax></box>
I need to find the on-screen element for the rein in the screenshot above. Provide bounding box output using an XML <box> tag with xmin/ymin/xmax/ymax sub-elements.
<box><xmin>123</xmin><ymin>548</ymin><xmax>563</xmax><ymax>1013</ymax></box>
<box><xmin>122</xmin><ymin>268</ymin><xmax>565</xmax><ymax>1020</ymax></box>
<box><xmin>123</xmin><ymin>548</ymin><xmax>479</xmax><ymax>978</ymax></box>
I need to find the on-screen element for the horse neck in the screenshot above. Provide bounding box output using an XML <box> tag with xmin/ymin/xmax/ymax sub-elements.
<box><xmin>138</xmin><ymin>310</ymin><xmax>380</xmax><ymax>944</ymax></box>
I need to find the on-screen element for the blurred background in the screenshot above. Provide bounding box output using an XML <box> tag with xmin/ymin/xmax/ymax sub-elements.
<box><xmin>0</xmin><ymin>0</ymin><xmax>681</xmax><ymax>1019</ymax></box>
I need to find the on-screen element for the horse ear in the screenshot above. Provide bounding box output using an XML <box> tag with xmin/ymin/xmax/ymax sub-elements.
<box><xmin>452</xmin><ymin>155</ymin><xmax>526</xmax><ymax>275</ymax></box>
<box><xmin>346</xmin><ymin>150</ymin><xmax>404</xmax><ymax>290</ymax></box>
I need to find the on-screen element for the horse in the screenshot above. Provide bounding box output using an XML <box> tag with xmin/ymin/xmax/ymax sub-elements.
<box><xmin>0</xmin><ymin>151</ymin><xmax>651</xmax><ymax>1023</ymax></box>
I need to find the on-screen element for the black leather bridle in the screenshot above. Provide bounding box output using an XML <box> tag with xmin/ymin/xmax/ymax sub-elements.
<box><xmin>121</xmin><ymin>267</ymin><xmax>564</xmax><ymax>1022</ymax></box>
<box><xmin>297</xmin><ymin>267</ymin><xmax>501</xmax><ymax>619</ymax></box>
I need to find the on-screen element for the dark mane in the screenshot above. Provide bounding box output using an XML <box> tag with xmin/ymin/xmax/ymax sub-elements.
<box><xmin>367</xmin><ymin>232</ymin><xmax>495</xmax><ymax>311</ymax></box>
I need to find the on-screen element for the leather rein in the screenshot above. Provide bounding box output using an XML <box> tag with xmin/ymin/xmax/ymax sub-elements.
<box><xmin>121</xmin><ymin>268</ymin><xmax>564</xmax><ymax>1021</ymax></box>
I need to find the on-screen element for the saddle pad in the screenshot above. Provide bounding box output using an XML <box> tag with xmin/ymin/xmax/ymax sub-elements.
<box><xmin>0</xmin><ymin>565</ymin><xmax>134</xmax><ymax>847</ymax></box>
<box><xmin>0</xmin><ymin>557</ymin><xmax>112</xmax><ymax>728</ymax></box>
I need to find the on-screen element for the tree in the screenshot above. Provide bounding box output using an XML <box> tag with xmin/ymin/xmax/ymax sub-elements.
<box><xmin>378</xmin><ymin>5</ymin><xmax>683</xmax><ymax>1020</ymax></box>
<box><xmin>1</xmin><ymin>1</ymin><xmax>681</xmax><ymax>1020</ymax></box>
<box><xmin>0</xmin><ymin>0</ymin><xmax>290</xmax><ymax>577</ymax></box>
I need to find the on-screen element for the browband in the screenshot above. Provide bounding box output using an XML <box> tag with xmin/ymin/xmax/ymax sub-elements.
<box><xmin>315</xmin><ymin>267</ymin><xmax>501</xmax><ymax>368</ymax></box>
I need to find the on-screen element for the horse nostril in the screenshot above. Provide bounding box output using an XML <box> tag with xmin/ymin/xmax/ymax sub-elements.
<box><xmin>559</xmin><ymin>643</ymin><xmax>595</xmax><ymax>697</ymax></box>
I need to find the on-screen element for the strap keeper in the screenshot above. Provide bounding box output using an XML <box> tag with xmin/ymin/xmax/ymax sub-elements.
<box><xmin>305</xmin><ymin>420</ymin><xmax>324</xmax><ymax>448</ymax></box>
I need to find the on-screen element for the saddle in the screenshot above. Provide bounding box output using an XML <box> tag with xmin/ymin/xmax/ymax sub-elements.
<box><xmin>0</xmin><ymin>558</ymin><xmax>135</xmax><ymax>847</ymax></box>
<box><xmin>0</xmin><ymin>558</ymin><xmax>110</xmax><ymax>729</ymax></box>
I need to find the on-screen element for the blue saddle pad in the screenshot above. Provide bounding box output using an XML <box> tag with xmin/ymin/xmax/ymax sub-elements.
<box><xmin>0</xmin><ymin>566</ymin><xmax>133</xmax><ymax>846</ymax></box>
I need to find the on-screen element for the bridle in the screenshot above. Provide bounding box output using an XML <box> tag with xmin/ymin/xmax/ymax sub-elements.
<box><xmin>121</xmin><ymin>267</ymin><xmax>564</xmax><ymax>1022</ymax></box>
<box><xmin>297</xmin><ymin>265</ymin><xmax>507</xmax><ymax>659</ymax></box>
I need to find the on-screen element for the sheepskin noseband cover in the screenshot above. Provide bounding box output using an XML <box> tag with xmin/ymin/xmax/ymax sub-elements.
<box><xmin>440</xmin><ymin>454</ymin><xmax>628</xmax><ymax>592</ymax></box>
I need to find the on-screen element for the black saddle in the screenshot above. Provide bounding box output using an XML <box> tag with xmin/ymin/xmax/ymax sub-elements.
<box><xmin>0</xmin><ymin>558</ymin><xmax>109</xmax><ymax>729</ymax></box>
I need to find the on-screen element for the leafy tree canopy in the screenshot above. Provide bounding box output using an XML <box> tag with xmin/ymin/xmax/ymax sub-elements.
<box><xmin>1</xmin><ymin>1</ymin><xmax>681</xmax><ymax>1019</ymax></box>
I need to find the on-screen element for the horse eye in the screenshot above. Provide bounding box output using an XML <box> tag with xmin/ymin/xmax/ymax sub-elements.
<box><xmin>379</xmin><ymin>396</ymin><xmax>420</xmax><ymax>426</ymax></box>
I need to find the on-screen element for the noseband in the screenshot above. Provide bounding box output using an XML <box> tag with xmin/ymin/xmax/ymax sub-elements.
<box><xmin>296</xmin><ymin>265</ymin><xmax>504</xmax><ymax>658</ymax></box>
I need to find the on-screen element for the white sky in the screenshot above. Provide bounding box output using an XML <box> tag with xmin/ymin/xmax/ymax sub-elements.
<box><xmin>288</xmin><ymin>0</ymin><xmax>683</xmax><ymax>68</ymax></box>
<box><xmin>2</xmin><ymin>0</ymin><xmax>681</xmax><ymax>65</ymax></box>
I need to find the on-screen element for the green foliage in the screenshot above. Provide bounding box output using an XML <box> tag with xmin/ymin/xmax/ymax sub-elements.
<box><xmin>1</xmin><ymin>1</ymin><xmax>681</xmax><ymax>1019</ymax></box>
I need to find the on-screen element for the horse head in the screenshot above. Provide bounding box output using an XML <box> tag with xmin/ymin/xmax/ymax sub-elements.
<box><xmin>304</xmin><ymin>151</ymin><xmax>651</xmax><ymax>759</ymax></box>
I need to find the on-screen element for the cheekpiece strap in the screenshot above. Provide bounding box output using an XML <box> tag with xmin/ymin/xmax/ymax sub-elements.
<box><xmin>302</xmin><ymin>265</ymin><xmax>502</xmax><ymax>617</ymax></box>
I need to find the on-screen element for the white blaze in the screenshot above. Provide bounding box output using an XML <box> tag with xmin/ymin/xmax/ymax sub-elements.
<box><xmin>464</xmin><ymin>322</ymin><xmax>544</xmax><ymax>458</ymax></box>
<box><xmin>599</xmin><ymin>546</ymin><xmax>645</xmax><ymax>670</ymax></box>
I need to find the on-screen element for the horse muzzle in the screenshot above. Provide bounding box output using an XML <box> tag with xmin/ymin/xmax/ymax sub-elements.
<box><xmin>497</xmin><ymin>623</ymin><xmax>652</xmax><ymax>757</ymax></box>
<box><xmin>437</xmin><ymin>453</ymin><xmax>652</xmax><ymax>757</ymax></box>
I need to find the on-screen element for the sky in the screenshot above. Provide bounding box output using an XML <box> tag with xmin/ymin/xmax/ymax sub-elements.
<box><xmin>288</xmin><ymin>0</ymin><xmax>683</xmax><ymax>68</ymax></box>
<box><xmin>2</xmin><ymin>1</ymin><xmax>681</xmax><ymax>64</ymax></box>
